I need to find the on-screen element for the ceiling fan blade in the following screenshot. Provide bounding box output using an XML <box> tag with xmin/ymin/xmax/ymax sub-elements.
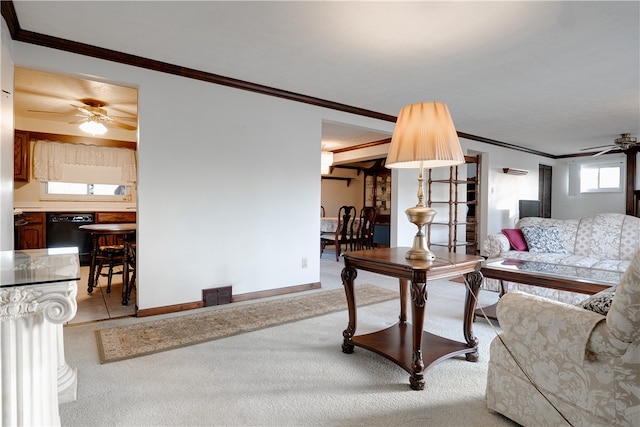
<box><xmin>580</xmin><ymin>144</ymin><xmax>614</xmax><ymax>151</ymax></box>
<box><xmin>110</xmin><ymin>120</ymin><xmax>137</xmax><ymax>131</ymax></box>
<box><xmin>27</xmin><ymin>109</ymin><xmax>70</xmax><ymax>115</ymax></box>
<box><xmin>593</xmin><ymin>147</ymin><xmax>616</xmax><ymax>157</ymax></box>
<box><xmin>109</xmin><ymin>115</ymin><xmax>137</xmax><ymax>121</ymax></box>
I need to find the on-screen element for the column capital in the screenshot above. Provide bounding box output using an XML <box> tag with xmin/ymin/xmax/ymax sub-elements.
<box><xmin>0</xmin><ymin>282</ymin><xmax>77</xmax><ymax>323</ymax></box>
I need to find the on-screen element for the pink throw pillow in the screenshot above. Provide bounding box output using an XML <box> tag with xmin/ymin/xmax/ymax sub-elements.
<box><xmin>502</xmin><ymin>228</ymin><xmax>528</xmax><ymax>251</ymax></box>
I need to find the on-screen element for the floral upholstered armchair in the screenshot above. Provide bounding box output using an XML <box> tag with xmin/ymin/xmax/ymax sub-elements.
<box><xmin>486</xmin><ymin>250</ymin><xmax>640</xmax><ymax>427</ymax></box>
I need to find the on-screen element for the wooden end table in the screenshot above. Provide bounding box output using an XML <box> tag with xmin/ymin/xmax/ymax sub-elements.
<box><xmin>341</xmin><ymin>247</ymin><xmax>484</xmax><ymax>390</ymax></box>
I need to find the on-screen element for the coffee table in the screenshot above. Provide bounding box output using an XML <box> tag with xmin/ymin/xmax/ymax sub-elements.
<box><xmin>341</xmin><ymin>247</ymin><xmax>484</xmax><ymax>390</ymax></box>
<box><xmin>476</xmin><ymin>258</ymin><xmax>622</xmax><ymax>320</ymax></box>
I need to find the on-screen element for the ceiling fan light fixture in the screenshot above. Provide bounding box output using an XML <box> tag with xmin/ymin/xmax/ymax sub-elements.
<box><xmin>614</xmin><ymin>133</ymin><xmax>637</xmax><ymax>145</ymax></box>
<box><xmin>79</xmin><ymin>119</ymin><xmax>108</xmax><ymax>136</ymax></box>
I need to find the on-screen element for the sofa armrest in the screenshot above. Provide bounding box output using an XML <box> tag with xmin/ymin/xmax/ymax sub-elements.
<box><xmin>496</xmin><ymin>291</ymin><xmax>605</xmax><ymax>365</ymax></box>
<box><xmin>482</xmin><ymin>233</ymin><xmax>510</xmax><ymax>258</ymax></box>
<box><xmin>587</xmin><ymin>318</ymin><xmax>634</xmax><ymax>360</ymax></box>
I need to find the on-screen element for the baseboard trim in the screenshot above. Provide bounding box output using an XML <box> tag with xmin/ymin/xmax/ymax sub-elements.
<box><xmin>135</xmin><ymin>282</ymin><xmax>322</xmax><ymax>318</ymax></box>
<box><xmin>137</xmin><ymin>301</ymin><xmax>203</xmax><ymax>318</ymax></box>
<box><xmin>231</xmin><ymin>282</ymin><xmax>321</xmax><ymax>303</ymax></box>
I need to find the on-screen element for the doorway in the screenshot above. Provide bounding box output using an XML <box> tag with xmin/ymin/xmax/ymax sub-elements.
<box><xmin>13</xmin><ymin>67</ymin><xmax>139</xmax><ymax>322</ymax></box>
<box><xmin>539</xmin><ymin>164</ymin><xmax>552</xmax><ymax>218</ymax></box>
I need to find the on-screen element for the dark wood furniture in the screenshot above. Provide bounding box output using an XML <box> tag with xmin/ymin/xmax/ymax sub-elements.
<box><xmin>95</xmin><ymin>211</ymin><xmax>137</xmax><ymax>224</ymax></box>
<box><xmin>14</xmin><ymin>130</ymin><xmax>29</xmax><ymax>181</ymax></box>
<box><xmin>95</xmin><ymin>211</ymin><xmax>137</xmax><ymax>246</ymax></box>
<box><xmin>363</xmin><ymin>159</ymin><xmax>391</xmax><ymax>224</ymax></box>
<box><xmin>355</xmin><ymin>206</ymin><xmax>376</xmax><ymax>250</ymax></box>
<box><xmin>80</xmin><ymin>223</ymin><xmax>136</xmax><ymax>305</ymax></box>
<box><xmin>93</xmin><ymin>236</ymin><xmax>125</xmax><ymax>294</ymax></box>
<box><xmin>15</xmin><ymin>211</ymin><xmax>46</xmax><ymax>249</ymax></box>
<box><xmin>341</xmin><ymin>247</ymin><xmax>484</xmax><ymax>390</ymax></box>
<box><xmin>321</xmin><ymin>205</ymin><xmax>356</xmax><ymax>261</ymax></box>
<box><xmin>427</xmin><ymin>154</ymin><xmax>480</xmax><ymax>255</ymax></box>
<box><xmin>475</xmin><ymin>258</ymin><xmax>621</xmax><ymax>321</ymax></box>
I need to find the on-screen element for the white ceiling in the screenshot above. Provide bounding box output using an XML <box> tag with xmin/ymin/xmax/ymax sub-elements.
<box><xmin>9</xmin><ymin>1</ymin><xmax>640</xmax><ymax>157</ymax></box>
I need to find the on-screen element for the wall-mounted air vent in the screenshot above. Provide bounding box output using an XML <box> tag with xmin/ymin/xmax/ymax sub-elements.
<box><xmin>202</xmin><ymin>286</ymin><xmax>232</xmax><ymax>307</ymax></box>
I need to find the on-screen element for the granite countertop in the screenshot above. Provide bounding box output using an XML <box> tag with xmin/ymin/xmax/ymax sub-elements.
<box><xmin>0</xmin><ymin>247</ymin><xmax>80</xmax><ymax>288</ymax></box>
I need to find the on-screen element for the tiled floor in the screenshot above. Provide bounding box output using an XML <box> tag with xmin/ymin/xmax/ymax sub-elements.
<box><xmin>68</xmin><ymin>265</ymin><xmax>136</xmax><ymax>325</ymax></box>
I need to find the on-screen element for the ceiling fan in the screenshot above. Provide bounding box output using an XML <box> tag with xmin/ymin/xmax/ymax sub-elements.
<box><xmin>28</xmin><ymin>98</ymin><xmax>137</xmax><ymax>132</ymax></box>
<box><xmin>70</xmin><ymin>99</ymin><xmax>137</xmax><ymax>131</ymax></box>
<box><xmin>580</xmin><ymin>133</ymin><xmax>638</xmax><ymax>157</ymax></box>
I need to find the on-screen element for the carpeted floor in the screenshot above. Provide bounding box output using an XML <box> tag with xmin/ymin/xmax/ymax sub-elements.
<box><xmin>60</xmin><ymin>273</ymin><xmax>515</xmax><ymax>426</ymax></box>
<box><xmin>96</xmin><ymin>285</ymin><xmax>398</xmax><ymax>363</ymax></box>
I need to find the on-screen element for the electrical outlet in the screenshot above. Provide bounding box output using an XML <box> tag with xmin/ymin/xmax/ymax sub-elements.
<box><xmin>301</xmin><ymin>257</ymin><xmax>308</xmax><ymax>268</ymax></box>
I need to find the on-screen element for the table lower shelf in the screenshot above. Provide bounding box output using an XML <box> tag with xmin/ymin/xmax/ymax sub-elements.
<box><xmin>350</xmin><ymin>321</ymin><xmax>476</xmax><ymax>374</ymax></box>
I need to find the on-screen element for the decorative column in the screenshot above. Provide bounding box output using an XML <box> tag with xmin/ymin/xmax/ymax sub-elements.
<box><xmin>0</xmin><ymin>249</ymin><xmax>79</xmax><ymax>427</ymax></box>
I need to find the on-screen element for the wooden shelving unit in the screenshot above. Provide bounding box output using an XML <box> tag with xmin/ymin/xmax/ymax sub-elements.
<box><xmin>363</xmin><ymin>159</ymin><xmax>391</xmax><ymax>225</ymax></box>
<box><xmin>427</xmin><ymin>155</ymin><xmax>480</xmax><ymax>255</ymax></box>
<box><xmin>321</xmin><ymin>176</ymin><xmax>353</xmax><ymax>186</ymax></box>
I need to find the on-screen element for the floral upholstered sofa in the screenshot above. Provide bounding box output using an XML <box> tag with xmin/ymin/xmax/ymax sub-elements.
<box><xmin>482</xmin><ymin>213</ymin><xmax>640</xmax><ymax>303</ymax></box>
<box><xmin>485</xmin><ymin>250</ymin><xmax>640</xmax><ymax>426</ymax></box>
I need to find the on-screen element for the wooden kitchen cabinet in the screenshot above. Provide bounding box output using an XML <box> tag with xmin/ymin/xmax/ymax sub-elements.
<box><xmin>14</xmin><ymin>130</ymin><xmax>29</xmax><ymax>181</ymax></box>
<box><xmin>95</xmin><ymin>212</ymin><xmax>136</xmax><ymax>223</ymax></box>
<box><xmin>95</xmin><ymin>212</ymin><xmax>136</xmax><ymax>246</ymax></box>
<box><xmin>16</xmin><ymin>212</ymin><xmax>46</xmax><ymax>249</ymax></box>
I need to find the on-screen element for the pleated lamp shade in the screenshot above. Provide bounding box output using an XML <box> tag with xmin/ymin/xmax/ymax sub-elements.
<box><xmin>386</xmin><ymin>102</ymin><xmax>464</xmax><ymax>169</ymax></box>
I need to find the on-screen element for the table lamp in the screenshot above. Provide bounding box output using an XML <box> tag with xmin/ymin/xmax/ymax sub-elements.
<box><xmin>386</xmin><ymin>102</ymin><xmax>465</xmax><ymax>261</ymax></box>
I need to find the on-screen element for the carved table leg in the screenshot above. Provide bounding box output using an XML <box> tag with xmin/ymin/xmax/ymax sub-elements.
<box><xmin>409</xmin><ymin>278</ymin><xmax>428</xmax><ymax>390</ymax></box>
<box><xmin>462</xmin><ymin>268</ymin><xmax>483</xmax><ymax>362</ymax></box>
<box><xmin>122</xmin><ymin>239</ymin><xmax>130</xmax><ymax>306</ymax></box>
<box><xmin>87</xmin><ymin>233</ymin><xmax>97</xmax><ymax>293</ymax></box>
<box><xmin>398</xmin><ymin>278</ymin><xmax>408</xmax><ymax>323</ymax></box>
<box><xmin>341</xmin><ymin>265</ymin><xmax>358</xmax><ymax>354</ymax></box>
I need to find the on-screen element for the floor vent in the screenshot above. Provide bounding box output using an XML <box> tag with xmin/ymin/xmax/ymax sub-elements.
<box><xmin>202</xmin><ymin>286</ymin><xmax>232</xmax><ymax>307</ymax></box>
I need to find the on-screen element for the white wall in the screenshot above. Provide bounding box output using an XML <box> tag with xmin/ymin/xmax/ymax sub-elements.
<box><xmin>390</xmin><ymin>138</ymin><xmax>556</xmax><ymax>251</ymax></box>
<box><xmin>335</xmin><ymin>135</ymin><xmax>629</xmax><ymax>252</ymax></box>
<box><xmin>6</xmin><ymin>40</ymin><xmax>395</xmax><ymax>310</ymax></box>
<box><xmin>0</xmin><ymin>19</ymin><xmax>14</xmax><ymax>251</ymax></box>
<box><xmin>3</xmin><ymin>27</ymin><xmax>633</xmax><ymax>307</ymax></box>
<box><xmin>553</xmin><ymin>153</ymin><xmax>626</xmax><ymax>219</ymax></box>
<box><xmin>320</xmin><ymin>171</ymin><xmax>365</xmax><ymax>218</ymax></box>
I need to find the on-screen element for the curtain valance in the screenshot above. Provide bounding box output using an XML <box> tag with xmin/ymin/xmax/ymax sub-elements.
<box><xmin>33</xmin><ymin>140</ymin><xmax>137</xmax><ymax>183</ymax></box>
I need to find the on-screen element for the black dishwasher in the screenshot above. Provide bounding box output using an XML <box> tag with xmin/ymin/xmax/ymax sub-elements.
<box><xmin>46</xmin><ymin>213</ymin><xmax>95</xmax><ymax>266</ymax></box>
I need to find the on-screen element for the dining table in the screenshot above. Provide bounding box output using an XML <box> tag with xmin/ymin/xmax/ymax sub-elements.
<box><xmin>79</xmin><ymin>223</ymin><xmax>136</xmax><ymax>305</ymax></box>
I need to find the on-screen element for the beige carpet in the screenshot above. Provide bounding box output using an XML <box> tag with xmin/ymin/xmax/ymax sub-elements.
<box><xmin>96</xmin><ymin>285</ymin><xmax>397</xmax><ymax>363</ymax></box>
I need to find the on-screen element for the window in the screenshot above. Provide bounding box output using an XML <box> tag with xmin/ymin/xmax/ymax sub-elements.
<box><xmin>33</xmin><ymin>140</ymin><xmax>136</xmax><ymax>202</ymax></box>
<box><xmin>580</xmin><ymin>163</ymin><xmax>623</xmax><ymax>193</ymax></box>
<box><xmin>43</xmin><ymin>181</ymin><xmax>130</xmax><ymax>201</ymax></box>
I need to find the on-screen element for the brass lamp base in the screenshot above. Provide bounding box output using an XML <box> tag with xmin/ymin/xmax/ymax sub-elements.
<box><xmin>405</xmin><ymin>205</ymin><xmax>437</xmax><ymax>261</ymax></box>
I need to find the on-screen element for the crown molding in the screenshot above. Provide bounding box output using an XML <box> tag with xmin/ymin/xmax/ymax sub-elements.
<box><xmin>2</xmin><ymin>0</ymin><xmax>568</xmax><ymax>159</ymax></box>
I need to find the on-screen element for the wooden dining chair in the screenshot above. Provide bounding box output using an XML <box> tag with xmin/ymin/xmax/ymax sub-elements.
<box><xmin>356</xmin><ymin>206</ymin><xmax>377</xmax><ymax>250</ymax></box>
<box><xmin>93</xmin><ymin>234</ymin><xmax>125</xmax><ymax>293</ymax></box>
<box><xmin>124</xmin><ymin>241</ymin><xmax>136</xmax><ymax>302</ymax></box>
<box><xmin>321</xmin><ymin>205</ymin><xmax>356</xmax><ymax>261</ymax></box>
